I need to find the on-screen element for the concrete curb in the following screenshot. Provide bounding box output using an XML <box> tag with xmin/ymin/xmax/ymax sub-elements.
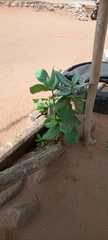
<box><xmin>0</xmin><ymin>112</ymin><xmax>44</xmax><ymax>171</ymax></box>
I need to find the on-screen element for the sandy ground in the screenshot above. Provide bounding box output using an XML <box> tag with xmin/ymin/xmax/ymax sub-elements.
<box><xmin>0</xmin><ymin>5</ymin><xmax>108</xmax><ymax>240</ymax></box>
<box><xmin>0</xmin><ymin>5</ymin><xmax>99</xmax><ymax>147</ymax></box>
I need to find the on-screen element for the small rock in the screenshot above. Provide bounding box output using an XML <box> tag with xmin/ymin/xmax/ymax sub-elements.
<box><xmin>68</xmin><ymin>3</ymin><xmax>74</xmax><ymax>8</ymax></box>
<box><xmin>11</xmin><ymin>2</ymin><xmax>16</xmax><ymax>7</ymax></box>
<box><xmin>30</xmin><ymin>3</ymin><xmax>34</xmax><ymax>7</ymax></box>
<box><xmin>89</xmin><ymin>137</ymin><xmax>97</xmax><ymax>145</ymax></box>
<box><xmin>58</xmin><ymin>3</ymin><xmax>64</xmax><ymax>9</ymax></box>
<box><xmin>77</xmin><ymin>16</ymin><xmax>81</xmax><ymax>20</ymax></box>
<box><xmin>4</xmin><ymin>2</ymin><xmax>11</xmax><ymax>6</ymax></box>
<box><xmin>45</xmin><ymin>4</ymin><xmax>54</xmax><ymax>11</ymax></box>
<box><xmin>24</xmin><ymin>3</ymin><xmax>29</xmax><ymax>7</ymax></box>
<box><xmin>81</xmin><ymin>16</ymin><xmax>88</xmax><ymax>21</ymax></box>
<box><xmin>65</xmin><ymin>4</ymin><xmax>70</xmax><ymax>9</ymax></box>
<box><xmin>7</xmin><ymin>201</ymin><xmax>37</xmax><ymax>228</ymax></box>
<box><xmin>79</xmin><ymin>9</ymin><xmax>83</xmax><ymax>13</ymax></box>
<box><xmin>72</xmin><ymin>8</ymin><xmax>79</xmax><ymax>13</ymax></box>
<box><xmin>53</xmin><ymin>3</ymin><xmax>58</xmax><ymax>8</ymax></box>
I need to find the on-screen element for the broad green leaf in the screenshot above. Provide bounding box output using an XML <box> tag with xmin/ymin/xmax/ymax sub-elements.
<box><xmin>37</xmin><ymin>133</ymin><xmax>42</xmax><ymax>140</ymax></box>
<box><xmin>58</xmin><ymin>104</ymin><xmax>75</xmax><ymax>126</ymax></box>
<box><xmin>63</xmin><ymin>128</ymin><xmax>80</xmax><ymax>144</ymax></box>
<box><xmin>42</xmin><ymin>123</ymin><xmax>60</xmax><ymax>140</ymax></box>
<box><xmin>45</xmin><ymin>114</ymin><xmax>56</xmax><ymax>121</ymax></box>
<box><xmin>67</xmin><ymin>94</ymin><xmax>76</xmax><ymax>99</ymax></box>
<box><xmin>72</xmin><ymin>98</ymin><xmax>85</xmax><ymax>114</ymax></box>
<box><xmin>55</xmin><ymin>71</ymin><xmax>70</xmax><ymax>87</ymax></box>
<box><xmin>73</xmin><ymin>116</ymin><xmax>82</xmax><ymax>128</ymax></box>
<box><xmin>56</xmin><ymin>89</ymin><xmax>72</xmax><ymax>96</ymax></box>
<box><xmin>55</xmin><ymin>97</ymin><xmax>70</xmax><ymax>111</ymax></box>
<box><xmin>52</xmin><ymin>76</ymin><xmax>59</xmax><ymax>90</ymax></box>
<box><xmin>45</xmin><ymin>114</ymin><xmax>60</xmax><ymax>121</ymax></box>
<box><xmin>72</xmin><ymin>74</ymin><xmax>79</xmax><ymax>84</ymax></box>
<box><xmin>74</xmin><ymin>92</ymin><xmax>87</xmax><ymax>100</ymax></box>
<box><xmin>57</xmin><ymin>85</ymin><xmax>70</xmax><ymax>91</ymax></box>
<box><xmin>36</xmin><ymin>139</ymin><xmax>42</xmax><ymax>142</ymax></box>
<box><xmin>65</xmin><ymin>79</ymin><xmax>74</xmax><ymax>87</ymax></box>
<box><xmin>74</xmin><ymin>82</ymin><xmax>89</xmax><ymax>89</ymax></box>
<box><xmin>67</xmin><ymin>91</ymin><xmax>87</xmax><ymax>100</ymax></box>
<box><xmin>47</xmin><ymin>68</ymin><xmax>55</xmax><ymax>87</ymax></box>
<box><xmin>60</xmin><ymin>123</ymin><xmax>73</xmax><ymax>134</ymax></box>
<box><xmin>30</xmin><ymin>84</ymin><xmax>51</xmax><ymax>94</ymax></box>
<box><xmin>40</xmin><ymin>141</ymin><xmax>45</xmax><ymax>147</ymax></box>
<box><xmin>44</xmin><ymin>120</ymin><xmax>58</xmax><ymax>128</ymax></box>
<box><xmin>35</xmin><ymin>68</ymin><xmax>50</xmax><ymax>86</ymax></box>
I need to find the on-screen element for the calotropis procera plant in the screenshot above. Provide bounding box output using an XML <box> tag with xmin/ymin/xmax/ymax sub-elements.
<box><xmin>30</xmin><ymin>68</ymin><xmax>88</xmax><ymax>145</ymax></box>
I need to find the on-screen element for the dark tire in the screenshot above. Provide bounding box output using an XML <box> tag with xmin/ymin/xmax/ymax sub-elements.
<box><xmin>63</xmin><ymin>62</ymin><xmax>108</xmax><ymax>115</ymax></box>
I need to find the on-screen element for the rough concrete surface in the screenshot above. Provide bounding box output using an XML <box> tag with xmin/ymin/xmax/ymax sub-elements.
<box><xmin>7</xmin><ymin>201</ymin><xmax>37</xmax><ymax>228</ymax></box>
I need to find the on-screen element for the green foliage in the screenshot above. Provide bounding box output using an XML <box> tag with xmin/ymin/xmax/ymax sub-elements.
<box><xmin>30</xmin><ymin>67</ymin><xmax>88</xmax><ymax>145</ymax></box>
<box><xmin>30</xmin><ymin>84</ymin><xmax>50</xmax><ymax>94</ymax></box>
<box><xmin>43</xmin><ymin>123</ymin><xmax>60</xmax><ymax>140</ymax></box>
<box><xmin>35</xmin><ymin>134</ymin><xmax>45</xmax><ymax>147</ymax></box>
<box><xmin>35</xmin><ymin>98</ymin><xmax>53</xmax><ymax>114</ymax></box>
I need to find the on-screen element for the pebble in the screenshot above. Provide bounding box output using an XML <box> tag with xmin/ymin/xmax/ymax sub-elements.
<box><xmin>58</xmin><ymin>3</ymin><xmax>64</xmax><ymax>9</ymax></box>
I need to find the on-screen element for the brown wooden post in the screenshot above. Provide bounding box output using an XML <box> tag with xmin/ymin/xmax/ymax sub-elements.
<box><xmin>82</xmin><ymin>0</ymin><xmax>108</xmax><ymax>146</ymax></box>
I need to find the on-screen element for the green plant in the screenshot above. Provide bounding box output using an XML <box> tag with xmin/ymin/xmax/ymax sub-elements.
<box><xmin>35</xmin><ymin>133</ymin><xmax>45</xmax><ymax>147</ymax></box>
<box><xmin>34</xmin><ymin>98</ymin><xmax>54</xmax><ymax>115</ymax></box>
<box><xmin>30</xmin><ymin>68</ymin><xmax>88</xmax><ymax>145</ymax></box>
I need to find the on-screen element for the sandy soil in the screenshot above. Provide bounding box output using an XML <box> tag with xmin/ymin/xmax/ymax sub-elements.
<box><xmin>0</xmin><ymin>5</ymin><xmax>108</xmax><ymax>240</ymax></box>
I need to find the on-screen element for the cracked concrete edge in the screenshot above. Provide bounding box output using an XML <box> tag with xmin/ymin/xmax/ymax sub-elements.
<box><xmin>0</xmin><ymin>114</ymin><xmax>45</xmax><ymax>171</ymax></box>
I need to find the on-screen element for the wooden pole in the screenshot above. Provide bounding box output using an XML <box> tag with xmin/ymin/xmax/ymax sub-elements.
<box><xmin>83</xmin><ymin>0</ymin><xmax>108</xmax><ymax>146</ymax></box>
